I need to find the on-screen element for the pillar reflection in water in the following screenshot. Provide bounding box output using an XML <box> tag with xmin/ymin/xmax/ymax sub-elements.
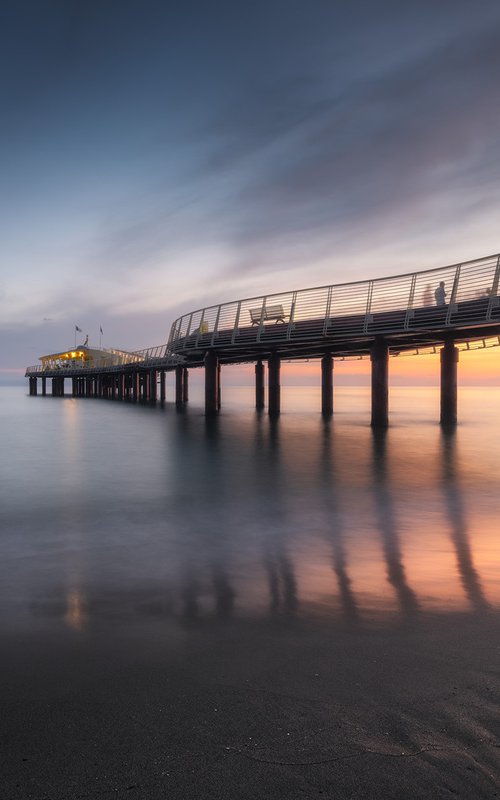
<box><xmin>371</xmin><ymin>429</ymin><xmax>419</xmax><ymax>619</ymax></box>
<box><xmin>319</xmin><ymin>419</ymin><xmax>359</xmax><ymax>623</ymax></box>
<box><xmin>172</xmin><ymin>414</ymin><xmax>236</xmax><ymax>624</ymax></box>
<box><xmin>255</xmin><ymin>416</ymin><xmax>298</xmax><ymax>618</ymax></box>
<box><xmin>440</xmin><ymin>429</ymin><xmax>490</xmax><ymax>613</ymax></box>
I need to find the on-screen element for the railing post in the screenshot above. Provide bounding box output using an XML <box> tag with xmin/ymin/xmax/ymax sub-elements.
<box><xmin>446</xmin><ymin>264</ymin><xmax>461</xmax><ymax>325</ymax></box>
<box><xmin>487</xmin><ymin>254</ymin><xmax>500</xmax><ymax>321</ymax></box>
<box><xmin>256</xmin><ymin>298</ymin><xmax>266</xmax><ymax>343</ymax></box>
<box><xmin>286</xmin><ymin>292</ymin><xmax>297</xmax><ymax>341</ymax></box>
<box><xmin>232</xmin><ymin>301</ymin><xmax>242</xmax><ymax>344</ymax></box>
<box><xmin>363</xmin><ymin>281</ymin><xmax>374</xmax><ymax>333</ymax></box>
<box><xmin>195</xmin><ymin>310</ymin><xmax>206</xmax><ymax>348</ymax></box>
<box><xmin>323</xmin><ymin>286</ymin><xmax>333</xmax><ymax>336</ymax></box>
<box><xmin>404</xmin><ymin>274</ymin><xmax>417</xmax><ymax>329</ymax></box>
<box><xmin>211</xmin><ymin>305</ymin><xmax>222</xmax><ymax>346</ymax></box>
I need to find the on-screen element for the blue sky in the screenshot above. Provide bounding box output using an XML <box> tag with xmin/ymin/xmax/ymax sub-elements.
<box><xmin>1</xmin><ymin>0</ymin><xmax>500</xmax><ymax>376</ymax></box>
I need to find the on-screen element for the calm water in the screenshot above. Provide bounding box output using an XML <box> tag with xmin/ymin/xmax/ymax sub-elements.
<box><xmin>1</xmin><ymin>383</ymin><xmax>500</xmax><ymax>633</ymax></box>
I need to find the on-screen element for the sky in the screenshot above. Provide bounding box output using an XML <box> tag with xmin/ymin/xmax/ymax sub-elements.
<box><xmin>1</xmin><ymin>0</ymin><xmax>500</xmax><ymax>382</ymax></box>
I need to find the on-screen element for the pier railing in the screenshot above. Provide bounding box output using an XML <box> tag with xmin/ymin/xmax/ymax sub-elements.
<box><xmin>25</xmin><ymin>346</ymin><xmax>184</xmax><ymax>376</ymax></box>
<box><xmin>167</xmin><ymin>253</ymin><xmax>500</xmax><ymax>351</ymax></box>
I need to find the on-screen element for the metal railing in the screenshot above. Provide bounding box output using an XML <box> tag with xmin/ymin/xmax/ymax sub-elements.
<box><xmin>25</xmin><ymin>253</ymin><xmax>500</xmax><ymax>377</ymax></box>
<box><xmin>25</xmin><ymin>345</ymin><xmax>184</xmax><ymax>376</ymax></box>
<box><xmin>167</xmin><ymin>253</ymin><xmax>500</xmax><ymax>352</ymax></box>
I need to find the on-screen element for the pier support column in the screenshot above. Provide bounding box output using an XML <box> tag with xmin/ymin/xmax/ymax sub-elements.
<box><xmin>321</xmin><ymin>354</ymin><xmax>334</xmax><ymax>415</ymax></box>
<box><xmin>371</xmin><ymin>339</ymin><xmax>389</xmax><ymax>428</ymax></box>
<box><xmin>160</xmin><ymin>370</ymin><xmax>166</xmax><ymax>403</ymax></box>
<box><xmin>132</xmin><ymin>372</ymin><xmax>139</xmax><ymax>402</ymax></box>
<box><xmin>182</xmin><ymin>367</ymin><xmax>189</xmax><ymax>403</ymax></box>
<box><xmin>175</xmin><ymin>365</ymin><xmax>184</xmax><ymax>405</ymax></box>
<box><xmin>41</xmin><ymin>377</ymin><xmax>46</xmax><ymax>396</ymax></box>
<box><xmin>440</xmin><ymin>339</ymin><xmax>458</xmax><ymax>426</ymax></box>
<box><xmin>255</xmin><ymin>360</ymin><xmax>265</xmax><ymax>409</ymax></box>
<box><xmin>150</xmin><ymin>369</ymin><xmax>157</xmax><ymax>402</ymax></box>
<box><xmin>204</xmin><ymin>350</ymin><xmax>219</xmax><ymax>416</ymax></box>
<box><xmin>268</xmin><ymin>353</ymin><xmax>281</xmax><ymax>416</ymax></box>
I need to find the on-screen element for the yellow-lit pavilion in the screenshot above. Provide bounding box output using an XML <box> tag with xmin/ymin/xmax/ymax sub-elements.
<box><xmin>39</xmin><ymin>346</ymin><xmax>142</xmax><ymax>370</ymax></box>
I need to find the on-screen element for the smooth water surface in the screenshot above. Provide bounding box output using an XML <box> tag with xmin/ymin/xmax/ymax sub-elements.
<box><xmin>2</xmin><ymin>384</ymin><xmax>500</xmax><ymax>798</ymax></box>
<box><xmin>2</xmin><ymin>385</ymin><xmax>500</xmax><ymax>631</ymax></box>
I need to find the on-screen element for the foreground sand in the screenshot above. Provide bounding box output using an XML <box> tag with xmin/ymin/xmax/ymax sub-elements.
<box><xmin>2</xmin><ymin>611</ymin><xmax>500</xmax><ymax>799</ymax></box>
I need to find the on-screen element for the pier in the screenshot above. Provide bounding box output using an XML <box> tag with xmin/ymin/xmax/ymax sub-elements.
<box><xmin>26</xmin><ymin>252</ymin><xmax>500</xmax><ymax>425</ymax></box>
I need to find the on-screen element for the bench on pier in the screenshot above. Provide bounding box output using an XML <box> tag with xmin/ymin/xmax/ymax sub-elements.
<box><xmin>250</xmin><ymin>305</ymin><xmax>287</xmax><ymax>325</ymax></box>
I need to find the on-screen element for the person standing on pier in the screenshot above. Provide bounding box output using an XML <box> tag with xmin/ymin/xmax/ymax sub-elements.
<box><xmin>423</xmin><ymin>284</ymin><xmax>433</xmax><ymax>306</ymax></box>
<box><xmin>435</xmin><ymin>281</ymin><xmax>446</xmax><ymax>306</ymax></box>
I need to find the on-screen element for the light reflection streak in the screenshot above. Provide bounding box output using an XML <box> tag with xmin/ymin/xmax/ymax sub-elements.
<box><xmin>64</xmin><ymin>589</ymin><xmax>87</xmax><ymax>631</ymax></box>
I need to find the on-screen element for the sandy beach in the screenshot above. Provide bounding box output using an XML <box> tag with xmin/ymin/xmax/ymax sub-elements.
<box><xmin>3</xmin><ymin>611</ymin><xmax>500</xmax><ymax>799</ymax></box>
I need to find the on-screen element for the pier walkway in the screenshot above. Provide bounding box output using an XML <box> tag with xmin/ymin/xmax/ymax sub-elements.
<box><xmin>26</xmin><ymin>252</ymin><xmax>500</xmax><ymax>425</ymax></box>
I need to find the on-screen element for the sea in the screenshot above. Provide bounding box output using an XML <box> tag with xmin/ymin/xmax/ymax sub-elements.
<box><xmin>1</xmin><ymin>384</ymin><xmax>499</xmax><ymax>631</ymax></box>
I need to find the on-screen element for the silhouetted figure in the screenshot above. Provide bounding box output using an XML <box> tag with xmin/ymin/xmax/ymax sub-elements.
<box><xmin>434</xmin><ymin>281</ymin><xmax>446</xmax><ymax>306</ymax></box>
<box><xmin>423</xmin><ymin>284</ymin><xmax>433</xmax><ymax>306</ymax></box>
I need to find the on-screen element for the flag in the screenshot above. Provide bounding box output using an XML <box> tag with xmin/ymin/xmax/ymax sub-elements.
<box><xmin>100</xmin><ymin>326</ymin><xmax>103</xmax><ymax>334</ymax></box>
<box><xmin>75</xmin><ymin>325</ymin><xmax>82</xmax><ymax>332</ymax></box>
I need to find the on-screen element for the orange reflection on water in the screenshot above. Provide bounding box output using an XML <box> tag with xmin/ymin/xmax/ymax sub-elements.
<box><xmin>64</xmin><ymin>589</ymin><xmax>87</xmax><ymax>631</ymax></box>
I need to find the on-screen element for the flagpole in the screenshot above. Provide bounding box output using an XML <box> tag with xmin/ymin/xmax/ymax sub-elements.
<box><xmin>74</xmin><ymin>326</ymin><xmax>76</xmax><ymax>349</ymax></box>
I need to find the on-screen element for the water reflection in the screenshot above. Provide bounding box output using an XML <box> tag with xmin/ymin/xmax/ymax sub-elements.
<box><xmin>371</xmin><ymin>429</ymin><xmax>420</xmax><ymax>619</ymax></box>
<box><xmin>320</xmin><ymin>419</ymin><xmax>359</xmax><ymax>623</ymax></box>
<box><xmin>4</xmin><ymin>388</ymin><xmax>500</xmax><ymax>635</ymax></box>
<box><xmin>441</xmin><ymin>429</ymin><xmax>490</xmax><ymax>614</ymax></box>
<box><xmin>257</xmin><ymin>418</ymin><xmax>299</xmax><ymax>619</ymax></box>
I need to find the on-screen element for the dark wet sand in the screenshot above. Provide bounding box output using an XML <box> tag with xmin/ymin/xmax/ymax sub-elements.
<box><xmin>2</xmin><ymin>613</ymin><xmax>500</xmax><ymax>799</ymax></box>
